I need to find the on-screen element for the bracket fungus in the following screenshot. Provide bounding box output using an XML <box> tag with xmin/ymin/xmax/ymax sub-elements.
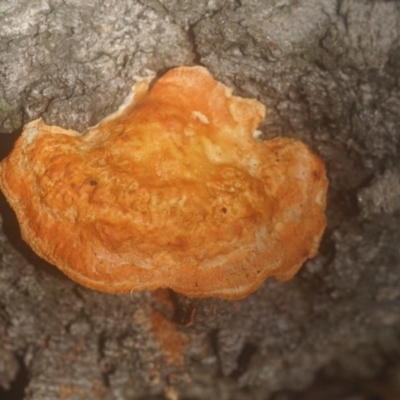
<box><xmin>0</xmin><ymin>66</ymin><xmax>328</xmax><ymax>299</ymax></box>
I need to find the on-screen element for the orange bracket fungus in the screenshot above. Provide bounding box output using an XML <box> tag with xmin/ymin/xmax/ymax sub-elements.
<box><xmin>0</xmin><ymin>66</ymin><xmax>328</xmax><ymax>299</ymax></box>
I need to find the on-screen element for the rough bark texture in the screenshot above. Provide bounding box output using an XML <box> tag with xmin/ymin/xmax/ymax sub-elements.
<box><xmin>0</xmin><ymin>1</ymin><xmax>399</xmax><ymax>399</ymax></box>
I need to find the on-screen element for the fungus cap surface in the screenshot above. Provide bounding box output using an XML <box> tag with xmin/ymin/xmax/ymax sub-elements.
<box><xmin>0</xmin><ymin>66</ymin><xmax>328</xmax><ymax>299</ymax></box>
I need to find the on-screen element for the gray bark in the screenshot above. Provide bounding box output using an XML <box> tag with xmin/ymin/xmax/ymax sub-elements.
<box><xmin>0</xmin><ymin>1</ymin><xmax>399</xmax><ymax>399</ymax></box>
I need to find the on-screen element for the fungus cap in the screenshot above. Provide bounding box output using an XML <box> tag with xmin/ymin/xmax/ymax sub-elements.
<box><xmin>0</xmin><ymin>66</ymin><xmax>328</xmax><ymax>299</ymax></box>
